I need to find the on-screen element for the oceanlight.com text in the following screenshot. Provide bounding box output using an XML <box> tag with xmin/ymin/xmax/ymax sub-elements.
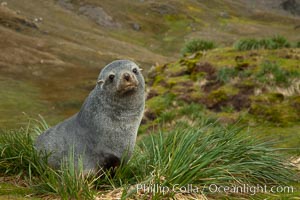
<box><xmin>208</xmin><ymin>184</ymin><xmax>294</xmax><ymax>196</ymax></box>
<box><xmin>136</xmin><ymin>184</ymin><xmax>295</xmax><ymax>196</ymax></box>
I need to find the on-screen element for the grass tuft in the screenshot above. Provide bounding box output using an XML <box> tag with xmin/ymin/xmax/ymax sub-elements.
<box><xmin>93</xmin><ymin>120</ymin><xmax>298</xmax><ymax>198</ymax></box>
<box><xmin>181</xmin><ymin>39</ymin><xmax>216</xmax><ymax>55</ymax></box>
<box><xmin>234</xmin><ymin>35</ymin><xmax>291</xmax><ymax>51</ymax></box>
<box><xmin>0</xmin><ymin>122</ymin><xmax>97</xmax><ymax>199</ymax></box>
<box><xmin>270</xmin><ymin>35</ymin><xmax>291</xmax><ymax>49</ymax></box>
<box><xmin>256</xmin><ymin>61</ymin><xmax>299</xmax><ymax>86</ymax></box>
<box><xmin>0</xmin><ymin>128</ymin><xmax>48</xmax><ymax>178</ymax></box>
<box><xmin>0</xmin><ymin>118</ymin><xmax>298</xmax><ymax>199</ymax></box>
<box><xmin>217</xmin><ymin>67</ymin><xmax>238</xmax><ymax>83</ymax></box>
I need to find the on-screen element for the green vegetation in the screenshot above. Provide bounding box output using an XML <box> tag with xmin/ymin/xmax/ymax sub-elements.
<box><xmin>146</xmin><ymin>47</ymin><xmax>300</xmax><ymax>128</ymax></box>
<box><xmin>0</xmin><ymin>122</ymin><xmax>97</xmax><ymax>199</ymax></box>
<box><xmin>217</xmin><ymin>67</ymin><xmax>238</xmax><ymax>83</ymax></box>
<box><xmin>234</xmin><ymin>38</ymin><xmax>263</xmax><ymax>51</ymax></box>
<box><xmin>0</xmin><ymin>119</ymin><xmax>298</xmax><ymax>199</ymax></box>
<box><xmin>234</xmin><ymin>35</ymin><xmax>291</xmax><ymax>51</ymax></box>
<box><xmin>1</xmin><ymin>1</ymin><xmax>300</xmax><ymax>199</ymax></box>
<box><xmin>1</xmin><ymin>46</ymin><xmax>300</xmax><ymax>200</ymax></box>
<box><xmin>146</xmin><ymin>94</ymin><xmax>175</xmax><ymax>117</ymax></box>
<box><xmin>0</xmin><ymin>128</ymin><xmax>47</xmax><ymax>177</ymax></box>
<box><xmin>181</xmin><ymin>39</ymin><xmax>216</xmax><ymax>55</ymax></box>
<box><xmin>2</xmin><ymin>0</ymin><xmax>300</xmax><ymax>128</ymax></box>
<box><xmin>255</xmin><ymin>61</ymin><xmax>299</xmax><ymax>86</ymax></box>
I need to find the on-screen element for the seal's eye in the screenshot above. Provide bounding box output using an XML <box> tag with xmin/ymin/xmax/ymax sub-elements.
<box><xmin>109</xmin><ymin>74</ymin><xmax>115</xmax><ymax>80</ymax></box>
<box><xmin>132</xmin><ymin>68</ymin><xmax>138</xmax><ymax>74</ymax></box>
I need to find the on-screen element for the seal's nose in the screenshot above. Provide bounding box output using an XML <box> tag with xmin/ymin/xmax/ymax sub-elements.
<box><xmin>123</xmin><ymin>73</ymin><xmax>131</xmax><ymax>81</ymax></box>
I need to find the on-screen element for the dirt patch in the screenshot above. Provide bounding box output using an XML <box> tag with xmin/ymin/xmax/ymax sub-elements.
<box><xmin>201</xmin><ymin>82</ymin><xmax>254</xmax><ymax>112</ymax></box>
<box><xmin>192</xmin><ymin>62</ymin><xmax>217</xmax><ymax>79</ymax></box>
<box><xmin>231</xmin><ymin>82</ymin><xmax>255</xmax><ymax>110</ymax></box>
<box><xmin>144</xmin><ymin>109</ymin><xmax>157</xmax><ymax>121</ymax></box>
<box><xmin>146</xmin><ymin>89</ymin><xmax>159</xmax><ymax>100</ymax></box>
<box><xmin>190</xmin><ymin>62</ymin><xmax>220</xmax><ymax>93</ymax></box>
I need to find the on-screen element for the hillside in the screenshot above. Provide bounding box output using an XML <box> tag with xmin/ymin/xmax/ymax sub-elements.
<box><xmin>143</xmin><ymin>46</ymin><xmax>300</xmax><ymax>148</ymax></box>
<box><xmin>0</xmin><ymin>0</ymin><xmax>299</xmax><ymax>128</ymax></box>
<box><xmin>0</xmin><ymin>1</ymin><xmax>300</xmax><ymax>199</ymax></box>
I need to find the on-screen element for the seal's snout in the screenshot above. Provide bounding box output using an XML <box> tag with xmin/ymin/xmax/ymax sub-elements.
<box><xmin>121</xmin><ymin>71</ymin><xmax>138</xmax><ymax>86</ymax></box>
<box><xmin>118</xmin><ymin>71</ymin><xmax>139</xmax><ymax>95</ymax></box>
<box><xmin>123</xmin><ymin>72</ymin><xmax>131</xmax><ymax>82</ymax></box>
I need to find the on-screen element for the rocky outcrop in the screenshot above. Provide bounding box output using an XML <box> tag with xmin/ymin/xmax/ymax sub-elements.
<box><xmin>57</xmin><ymin>0</ymin><xmax>120</xmax><ymax>28</ymax></box>
<box><xmin>281</xmin><ymin>0</ymin><xmax>300</xmax><ymax>15</ymax></box>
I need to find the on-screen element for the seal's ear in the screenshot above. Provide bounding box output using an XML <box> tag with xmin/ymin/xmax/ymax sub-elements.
<box><xmin>97</xmin><ymin>79</ymin><xmax>104</xmax><ymax>89</ymax></box>
<box><xmin>97</xmin><ymin>80</ymin><xmax>104</xmax><ymax>85</ymax></box>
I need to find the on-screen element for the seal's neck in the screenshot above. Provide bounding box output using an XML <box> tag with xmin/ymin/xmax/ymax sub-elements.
<box><xmin>77</xmin><ymin>88</ymin><xmax>144</xmax><ymax>128</ymax></box>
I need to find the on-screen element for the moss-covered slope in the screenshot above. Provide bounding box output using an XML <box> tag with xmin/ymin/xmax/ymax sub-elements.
<box><xmin>144</xmin><ymin>48</ymin><xmax>300</xmax><ymax>131</ymax></box>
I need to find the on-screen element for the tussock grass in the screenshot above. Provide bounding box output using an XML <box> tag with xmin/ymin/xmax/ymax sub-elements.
<box><xmin>234</xmin><ymin>35</ymin><xmax>291</xmax><ymax>51</ymax></box>
<box><xmin>256</xmin><ymin>61</ymin><xmax>299</xmax><ymax>86</ymax></box>
<box><xmin>104</xmin><ymin>121</ymin><xmax>297</xmax><ymax>198</ymax></box>
<box><xmin>181</xmin><ymin>39</ymin><xmax>216</xmax><ymax>55</ymax></box>
<box><xmin>215</xmin><ymin>61</ymin><xmax>299</xmax><ymax>87</ymax></box>
<box><xmin>0</xmin><ymin>120</ymin><xmax>97</xmax><ymax>199</ymax></box>
<box><xmin>217</xmin><ymin>67</ymin><xmax>238</xmax><ymax>83</ymax></box>
<box><xmin>0</xmin><ymin>129</ymin><xmax>48</xmax><ymax>178</ymax></box>
<box><xmin>0</xmin><ymin>118</ymin><xmax>298</xmax><ymax>199</ymax></box>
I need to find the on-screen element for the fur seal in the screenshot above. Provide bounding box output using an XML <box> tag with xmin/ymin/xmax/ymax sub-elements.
<box><xmin>35</xmin><ymin>60</ymin><xmax>145</xmax><ymax>172</ymax></box>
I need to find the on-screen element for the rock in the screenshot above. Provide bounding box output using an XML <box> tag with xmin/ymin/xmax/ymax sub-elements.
<box><xmin>57</xmin><ymin>0</ymin><xmax>74</xmax><ymax>10</ymax></box>
<box><xmin>132</xmin><ymin>23</ymin><xmax>141</xmax><ymax>31</ymax></box>
<box><xmin>220</xmin><ymin>11</ymin><xmax>230</xmax><ymax>18</ymax></box>
<box><xmin>34</xmin><ymin>17</ymin><xmax>43</xmax><ymax>23</ymax></box>
<box><xmin>281</xmin><ymin>0</ymin><xmax>300</xmax><ymax>15</ymax></box>
<box><xmin>1</xmin><ymin>2</ymin><xmax>7</xmax><ymax>7</ymax></box>
<box><xmin>78</xmin><ymin>5</ymin><xmax>121</xmax><ymax>28</ymax></box>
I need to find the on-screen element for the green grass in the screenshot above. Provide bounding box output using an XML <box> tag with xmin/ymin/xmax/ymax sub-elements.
<box><xmin>90</xmin><ymin>119</ymin><xmax>299</xmax><ymax>199</ymax></box>
<box><xmin>217</xmin><ymin>67</ymin><xmax>238</xmax><ymax>83</ymax></box>
<box><xmin>255</xmin><ymin>61</ymin><xmax>299</xmax><ymax>86</ymax></box>
<box><xmin>146</xmin><ymin>93</ymin><xmax>176</xmax><ymax>116</ymax></box>
<box><xmin>0</xmin><ymin>118</ymin><xmax>298</xmax><ymax>199</ymax></box>
<box><xmin>0</xmin><ymin>78</ymin><xmax>45</xmax><ymax>128</ymax></box>
<box><xmin>181</xmin><ymin>39</ymin><xmax>216</xmax><ymax>55</ymax></box>
<box><xmin>270</xmin><ymin>35</ymin><xmax>291</xmax><ymax>49</ymax></box>
<box><xmin>248</xmin><ymin>125</ymin><xmax>300</xmax><ymax>155</ymax></box>
<box><xmin>37</xmin><ymin>152</ymin><xmax>98</xmax><ymax>200</ymax></box>
<box><xmin>0</xmin><ymin>128</ymin><xmax>48</xmax><ymax>177</ymax></box>
<box><xmin>234</xmin><ymin>35</ymin><xmax>291</xmax><ymax>51</ymax></box>
<box><xmin>234</xmin><ymin>38</ymin><xmax>263</xmax><ymax>51</ymax></box>
<box><xmin>0</xmin><ymin>120</ymin><xmax>97</xmax><ymax>199</ymax></box>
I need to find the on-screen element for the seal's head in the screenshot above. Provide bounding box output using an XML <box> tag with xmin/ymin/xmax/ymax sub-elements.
<box><xmin>96</xmin><ymin>60</ymin><xmax>145</xmax><ymax>99</ymax></box>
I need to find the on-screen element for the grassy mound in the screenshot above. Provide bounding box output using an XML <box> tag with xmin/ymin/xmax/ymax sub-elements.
<box><xmin>145</xmin><ymin>48</ymin><xmax>300</xmax><ymax>129</ymax></box>
<box><xmin>0</xmin><ymin>118</ymin><xmax>298</xmax><ymax>199</ymax></box>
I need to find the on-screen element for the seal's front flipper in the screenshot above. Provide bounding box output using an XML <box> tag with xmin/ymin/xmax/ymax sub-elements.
<box><xmin>103</xmin><ymin>153</ymin><xmax>120</xmax><ymax>170</ymax></box>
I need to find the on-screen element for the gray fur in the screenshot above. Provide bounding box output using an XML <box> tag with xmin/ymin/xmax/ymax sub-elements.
<box><xmin>35</xmin><ymin>60</ymin><xmax>145</xmax><ymax>173</ymax></box>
